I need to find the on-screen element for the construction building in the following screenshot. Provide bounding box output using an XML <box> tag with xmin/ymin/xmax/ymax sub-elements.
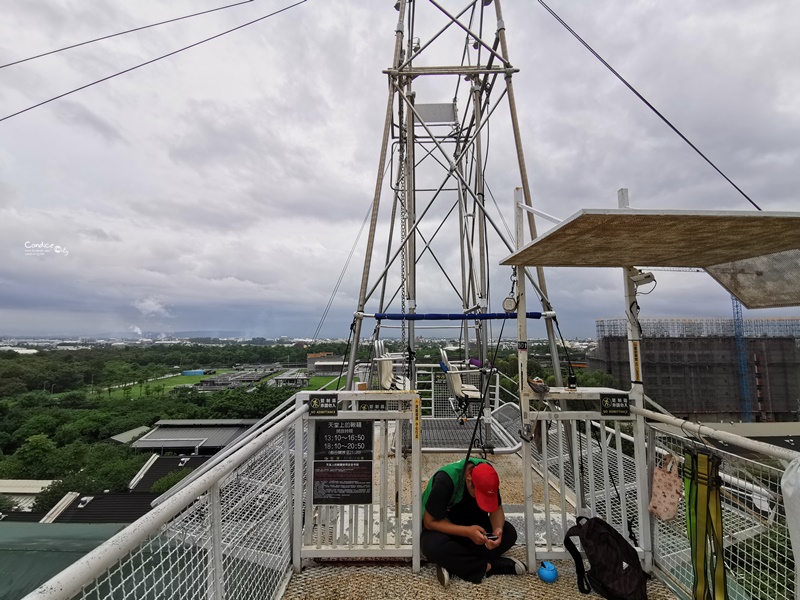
<box><xmin>589</xmin><ymin>317</ymin><xmax>800</xmax><ymax>422</ymax></box>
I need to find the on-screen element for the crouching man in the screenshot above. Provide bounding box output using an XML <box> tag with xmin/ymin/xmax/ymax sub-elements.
<box><xmin>421</xmin><ymin>458</ymin><xmax>525</xmax><ymax>586</ymax></box>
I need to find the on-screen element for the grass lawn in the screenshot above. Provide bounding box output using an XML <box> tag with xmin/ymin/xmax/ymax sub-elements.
<box><xmin>305</xmin><ymin>376</ymin><xmax>343</xmax><ymax>391</ymax></box>
<box><xmin>98</xmin><ymin>370</ymin><xmax>233</xmax><ymax>400</ymax></box>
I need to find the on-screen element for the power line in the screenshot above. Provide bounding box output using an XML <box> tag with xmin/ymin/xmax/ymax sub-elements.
<box><xmin>0</xmin><ymin>0</ymin><xmax>307</xmax><ymax>124</ymax></box>
<box><xmin>536</xmin><ymin>0</ymin><xmax>762</xmax><ymax>211</ymax></box>
<box><xmin>0</xmin><ymin>0</ymin><xmax>255</xmax><ymax>70</ymax></box>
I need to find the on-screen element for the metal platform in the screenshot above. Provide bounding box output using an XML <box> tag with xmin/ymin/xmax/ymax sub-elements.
<box><xmin>396</xmin><ymin>403</ymin><xmax>523</xmax><ymax>454</ymax></box>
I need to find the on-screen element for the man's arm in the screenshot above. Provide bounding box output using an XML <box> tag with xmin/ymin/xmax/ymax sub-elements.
<box><xmin>423</xmin><ymin>510</ymin><xmax>489</xmax><ymax>545</ymax></box>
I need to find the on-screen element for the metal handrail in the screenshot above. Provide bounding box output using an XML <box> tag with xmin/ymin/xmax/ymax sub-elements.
<box><xmin>633</xmin><ymin>406</ymin><xmax>800</xmax><ymax>462</ymax></box>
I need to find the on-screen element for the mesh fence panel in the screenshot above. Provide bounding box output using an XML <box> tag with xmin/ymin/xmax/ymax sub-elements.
<box><xmin>75</xmin><ymin>430</ymin><xmax>297</xmax><ymax>600</ymax></box>
<box><xmin>652</xmin><ymin>429</ymin><xmax>795</xmax><ymax>600</ymax></box>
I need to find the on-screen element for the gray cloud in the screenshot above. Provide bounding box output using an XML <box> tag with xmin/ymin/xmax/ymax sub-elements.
<box><xmin>53</xmin><ymin>100</ymin><xmax>125</xmax><ymax>144</ymax></box>
<box><xmin>0</xmin><ymin>1</ymin><xmax>797</xmax><ymax>339</ymax></box>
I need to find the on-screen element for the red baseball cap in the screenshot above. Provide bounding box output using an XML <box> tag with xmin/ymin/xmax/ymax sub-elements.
<box><xmin>471</xmin><ymin>462</ymin><xmax>499</xmax><ymax>512</ymax></box>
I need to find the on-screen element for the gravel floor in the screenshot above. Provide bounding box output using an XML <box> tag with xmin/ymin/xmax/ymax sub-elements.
<box><xmin>285</xmin><ymin>451</ymin><xmax>678</xmax><ymax>599</ymax></box>
<box><xmin>282</xmin><ymin>548</ymin><xmax>679</xmax><ymax>600</ymax></box>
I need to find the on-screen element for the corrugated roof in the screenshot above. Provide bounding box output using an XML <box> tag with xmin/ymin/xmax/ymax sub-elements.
<box><xmin>54</xmin><ymin>493</ymin><xmax>159</xmax><ymax>524</ymax></box>
<box><xmin>0</xmin><ymin>511</ymin><xmax>47</xmax><ymax>522</ymax></box>
<box><xmin>109</xmin><ymin>425</ymin><xmax>150</xmax><ymax>444</ymax></box>
<box><xmin>0</xmin><ymin>495</ymin><xmax>37</xmax><ymax>512</ymax></box>
<box><xmin>0</xmin><ymin>522</ymin><xmax>124</xmax><ymax>600</ymax></box>
<box><xmin>0</xmin><ymin>481</ymin><xmax>53</xmax><ymax>513</ymax></box>
<box><xmin>129</xmin><ymin>456</ymin><xmax>210</xmax><ymax>493</ymax></box>
<box><xmin>153</xmin><ymin>419</ymin><xmax>260</xmax><ymax>426</ymax></box>
<box><xmin>132</xmin><ymin>425</ymin><xmax>251</xmax><ymax>450</ymax></box>
<box><xmin>0</xmin><ymin>480</ymin><xmax>53</xmax><ymax>494</ymax></box>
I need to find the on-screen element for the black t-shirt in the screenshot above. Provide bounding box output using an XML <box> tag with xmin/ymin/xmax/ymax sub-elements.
<box><xmin>424</xmin><ymin>471</ymin><xmax>502</xmax><ymax>528</ymax></box>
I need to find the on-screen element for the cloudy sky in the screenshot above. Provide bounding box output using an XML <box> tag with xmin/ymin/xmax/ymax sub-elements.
<box><xmin>1</xmin><ymin>0</ymin><xmax>798</xmax><ymax>340</ymax></box>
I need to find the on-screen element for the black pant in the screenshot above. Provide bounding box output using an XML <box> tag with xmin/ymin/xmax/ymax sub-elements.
<box><xmin>420</xmin><ymin>521</ymin><xmax>517</xmax><ymax>584</ymax></box>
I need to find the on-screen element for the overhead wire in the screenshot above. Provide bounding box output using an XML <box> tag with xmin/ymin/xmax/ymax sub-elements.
<box><xmin>0</xmin><ymin>0</ymin><xmax>307</xmax><ymax>124</ymax></box>
<box><xmin>536</xmin><ymin>0</ymin><xmax>762</xmax><ymax>211</ymax></box>
<box><xmin>312</xmin><ymin>157</ymin><xmax>395</xmax><ymax>343</ymax></box>
<box><xmin>311</xmin><ymin>202</ymin><xmax>373</xmax><ymax>343</ymax></box>
<box><xmin>0</xmin><ymin>0</ymin><xmax>255</xmax><ymax>70</ymax></box>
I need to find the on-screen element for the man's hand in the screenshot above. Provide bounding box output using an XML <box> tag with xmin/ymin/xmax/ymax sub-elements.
<box><xmin>485</xmin><ymin>528</ymin><xmax>502</xmax><ymax>550</ymax></box>
<box><xmin>465</xmin><ymin>525</ymin><xmax>489</xmax><ymax>545</ymax></box>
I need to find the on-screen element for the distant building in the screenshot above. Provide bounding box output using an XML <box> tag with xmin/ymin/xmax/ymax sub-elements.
<box><xmin>0</xmin><ymin>480</ymin><xmax>53</xmax><ymax>512</ymax></box>
<box><xmin>0</xmin><ymin>346</ymin><xmax>38</xmax><ymax>354</ymax></box>
<box><xmin>307</xmin><ymin>353</ymin><xmax>345</xmax><ymax>374</ymax></box>
<box><xmin>589</xmin><ymin>317</ymin><xmax>800</xmax><ymax>422</ymax></box>
<box><xmin>132</xmin><ymin>419</ymin><xmax>260</xmax><ymax>455</ymax></box>
<box><xmin>269</xmin><ymin>373</ymin><xmax>310</xmax><ymax>388</ymax></box>
<box><xmin>312</xmin><ymin>361</ymin><xmax>347</xmax><ymax>376</ymax></box>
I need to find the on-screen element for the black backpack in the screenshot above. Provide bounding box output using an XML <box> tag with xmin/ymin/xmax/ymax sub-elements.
<box><xmin>564</xmin><ymin>516</ymin><xmax>648</xmax><ymax>600</ymax></box>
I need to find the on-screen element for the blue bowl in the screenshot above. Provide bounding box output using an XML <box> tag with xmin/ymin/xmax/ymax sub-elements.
<box><xmin>537</xmin><ymin>561</ymin><xmax>558</xmax><ymax>583</ymax></box>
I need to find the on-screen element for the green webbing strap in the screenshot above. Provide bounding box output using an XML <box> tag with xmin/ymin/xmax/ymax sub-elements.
<box><xmin>695</xmin><ymin>453</ymin><xmax>711</xmax><ymax>600</ymax></box>
<box><xmin>708</xmin><ymin>455</ymin><xmax>730</xmax><ymax>600</ymax></box>
<box><xmin>684</xmin><ymin>450</ymin><xmax>729</xmax><ymax>600</ymax></box>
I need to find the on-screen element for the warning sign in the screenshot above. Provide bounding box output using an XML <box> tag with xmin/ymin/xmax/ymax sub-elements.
<box><xmin>308</xmin><ymin>393</ymin><xmax>338</xmax><ymax>416</ymax></box>
<box><xmin>600</xmin><ymin>393</ymin><xmax>630</xmax><ymax>417</ymax></box>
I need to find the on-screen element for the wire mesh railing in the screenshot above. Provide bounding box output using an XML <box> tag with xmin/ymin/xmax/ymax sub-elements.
<box><xmin>24</xmin><ymin>403</ymin><xmax>308</xmax><ymax>600</ymax></box>
<box><xmin>23</xmin><ymin>381</ymin><xmax>798</xmax><ymax>600</ymax></box>
<box><xmin>652</xmin><ymin>428</ymin><xmax>796</xmax><ymax>600</ymax></box>
<box><xmin>510</xmin><ymin>400</ymin><xmax>797</xmax><ymax>600</ymax></box>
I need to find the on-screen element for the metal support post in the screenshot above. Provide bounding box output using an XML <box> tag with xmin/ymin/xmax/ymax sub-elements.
<box><xmin>515</xmin><ymin>187</ymin><xmax>536</xmax><ymax>573</ymax></box>
<box><xmin>411</xmin><ymin>395</ymin><xmax>422</xmax><ymax>572</ymax></box>
<box><xmin>209</xmin><ymin>483</ymin><xmax>225</xmax><ymax>600</ymax></box>
<box><xmin>345</xmin><ymin>0</ymin><xmax>407</xmax><ymax>390</ymax></box>
<box><xmin>624</xmin><ymin>264</ymin><xmax>653</xmax><ymax>571</ymax></box>
<box><xmin>292</xmin><ymin>396</ymin><xmax>305</xmax><ymax>572</ymax></box>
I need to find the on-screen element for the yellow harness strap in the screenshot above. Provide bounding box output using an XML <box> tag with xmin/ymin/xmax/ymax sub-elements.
<box><xmin>684</xmin><ymin>451</ymin><xmax>729</xmax><ymax>600</ymax></box>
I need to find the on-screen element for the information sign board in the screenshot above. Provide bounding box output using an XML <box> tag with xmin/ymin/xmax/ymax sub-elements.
<box><xmin>314</xmin><ymin>420</ymin><xmax>373</xmax><ymax>461</ymax></box>
<box><xmin>312</xmin><ymin>419</ymin><xmax>374</xmax><ymax>504</ymax></box>
<box><xmin>312</xmin><ymin>461</ymin><xmax>372</xmax><ymax>504</ymax></box>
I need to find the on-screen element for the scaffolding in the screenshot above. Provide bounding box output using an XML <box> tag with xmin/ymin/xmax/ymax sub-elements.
<box><xmin>596</xmin><ymin>317</ymin><xmax>800</xmax><ymax>339</ymax></box>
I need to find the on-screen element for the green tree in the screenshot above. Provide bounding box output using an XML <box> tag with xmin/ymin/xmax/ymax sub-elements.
<box><xmin>150</xmin><ymin>468</ymin><xmax>194</xmax><ymax>494</ymax></box>
<box><xmin>0</xmin><ymin>377</ymin><xmax>27</xmax><ymax>397</ymax></box>
<box><xmin>13</xmin><ymin>414</ymin><xmax>61</xmax><ymax>443</ymax></box>
<box><xmin>15</xmin><ymin>434</ymin><xmax>58</xmax><ymax>479</ymax></box>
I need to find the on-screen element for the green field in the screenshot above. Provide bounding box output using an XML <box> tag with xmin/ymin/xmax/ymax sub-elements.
<box><xmin>97</xmin><ymin>370</ymin><xmax>234</xmax><ymax>400</ymax></box>
<box><xmin>92</xmin><ymin>371</ymin><xmax>338</xmax><ymax>399</ymax></box>
<box><xmin>305</xmin><ymin>376</ymin><xmax>343</xmax><ymax>391</ymax></box>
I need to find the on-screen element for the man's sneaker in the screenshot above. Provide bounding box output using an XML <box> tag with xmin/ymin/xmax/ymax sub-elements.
<box><xmin>489</xmin><ymin>556</ymin><xmax>526</xmax><ymax>576</ymax></box>
<box><xmin>436</xmin><ymin>564</ymin><xmax>450</xmax><ymax>587</ymax></box>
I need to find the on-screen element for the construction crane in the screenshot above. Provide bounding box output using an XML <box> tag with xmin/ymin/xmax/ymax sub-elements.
<box><xmin>731</xmin><ymin>295</ymin><xmax>753</xmax><ymax>422</ymax></box>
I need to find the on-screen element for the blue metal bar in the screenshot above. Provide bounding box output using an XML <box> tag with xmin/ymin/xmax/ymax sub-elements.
<box><xmin>373</xmin><ymin>312</ymin><xmax>542</xmax><ymax>320</ymax></box>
